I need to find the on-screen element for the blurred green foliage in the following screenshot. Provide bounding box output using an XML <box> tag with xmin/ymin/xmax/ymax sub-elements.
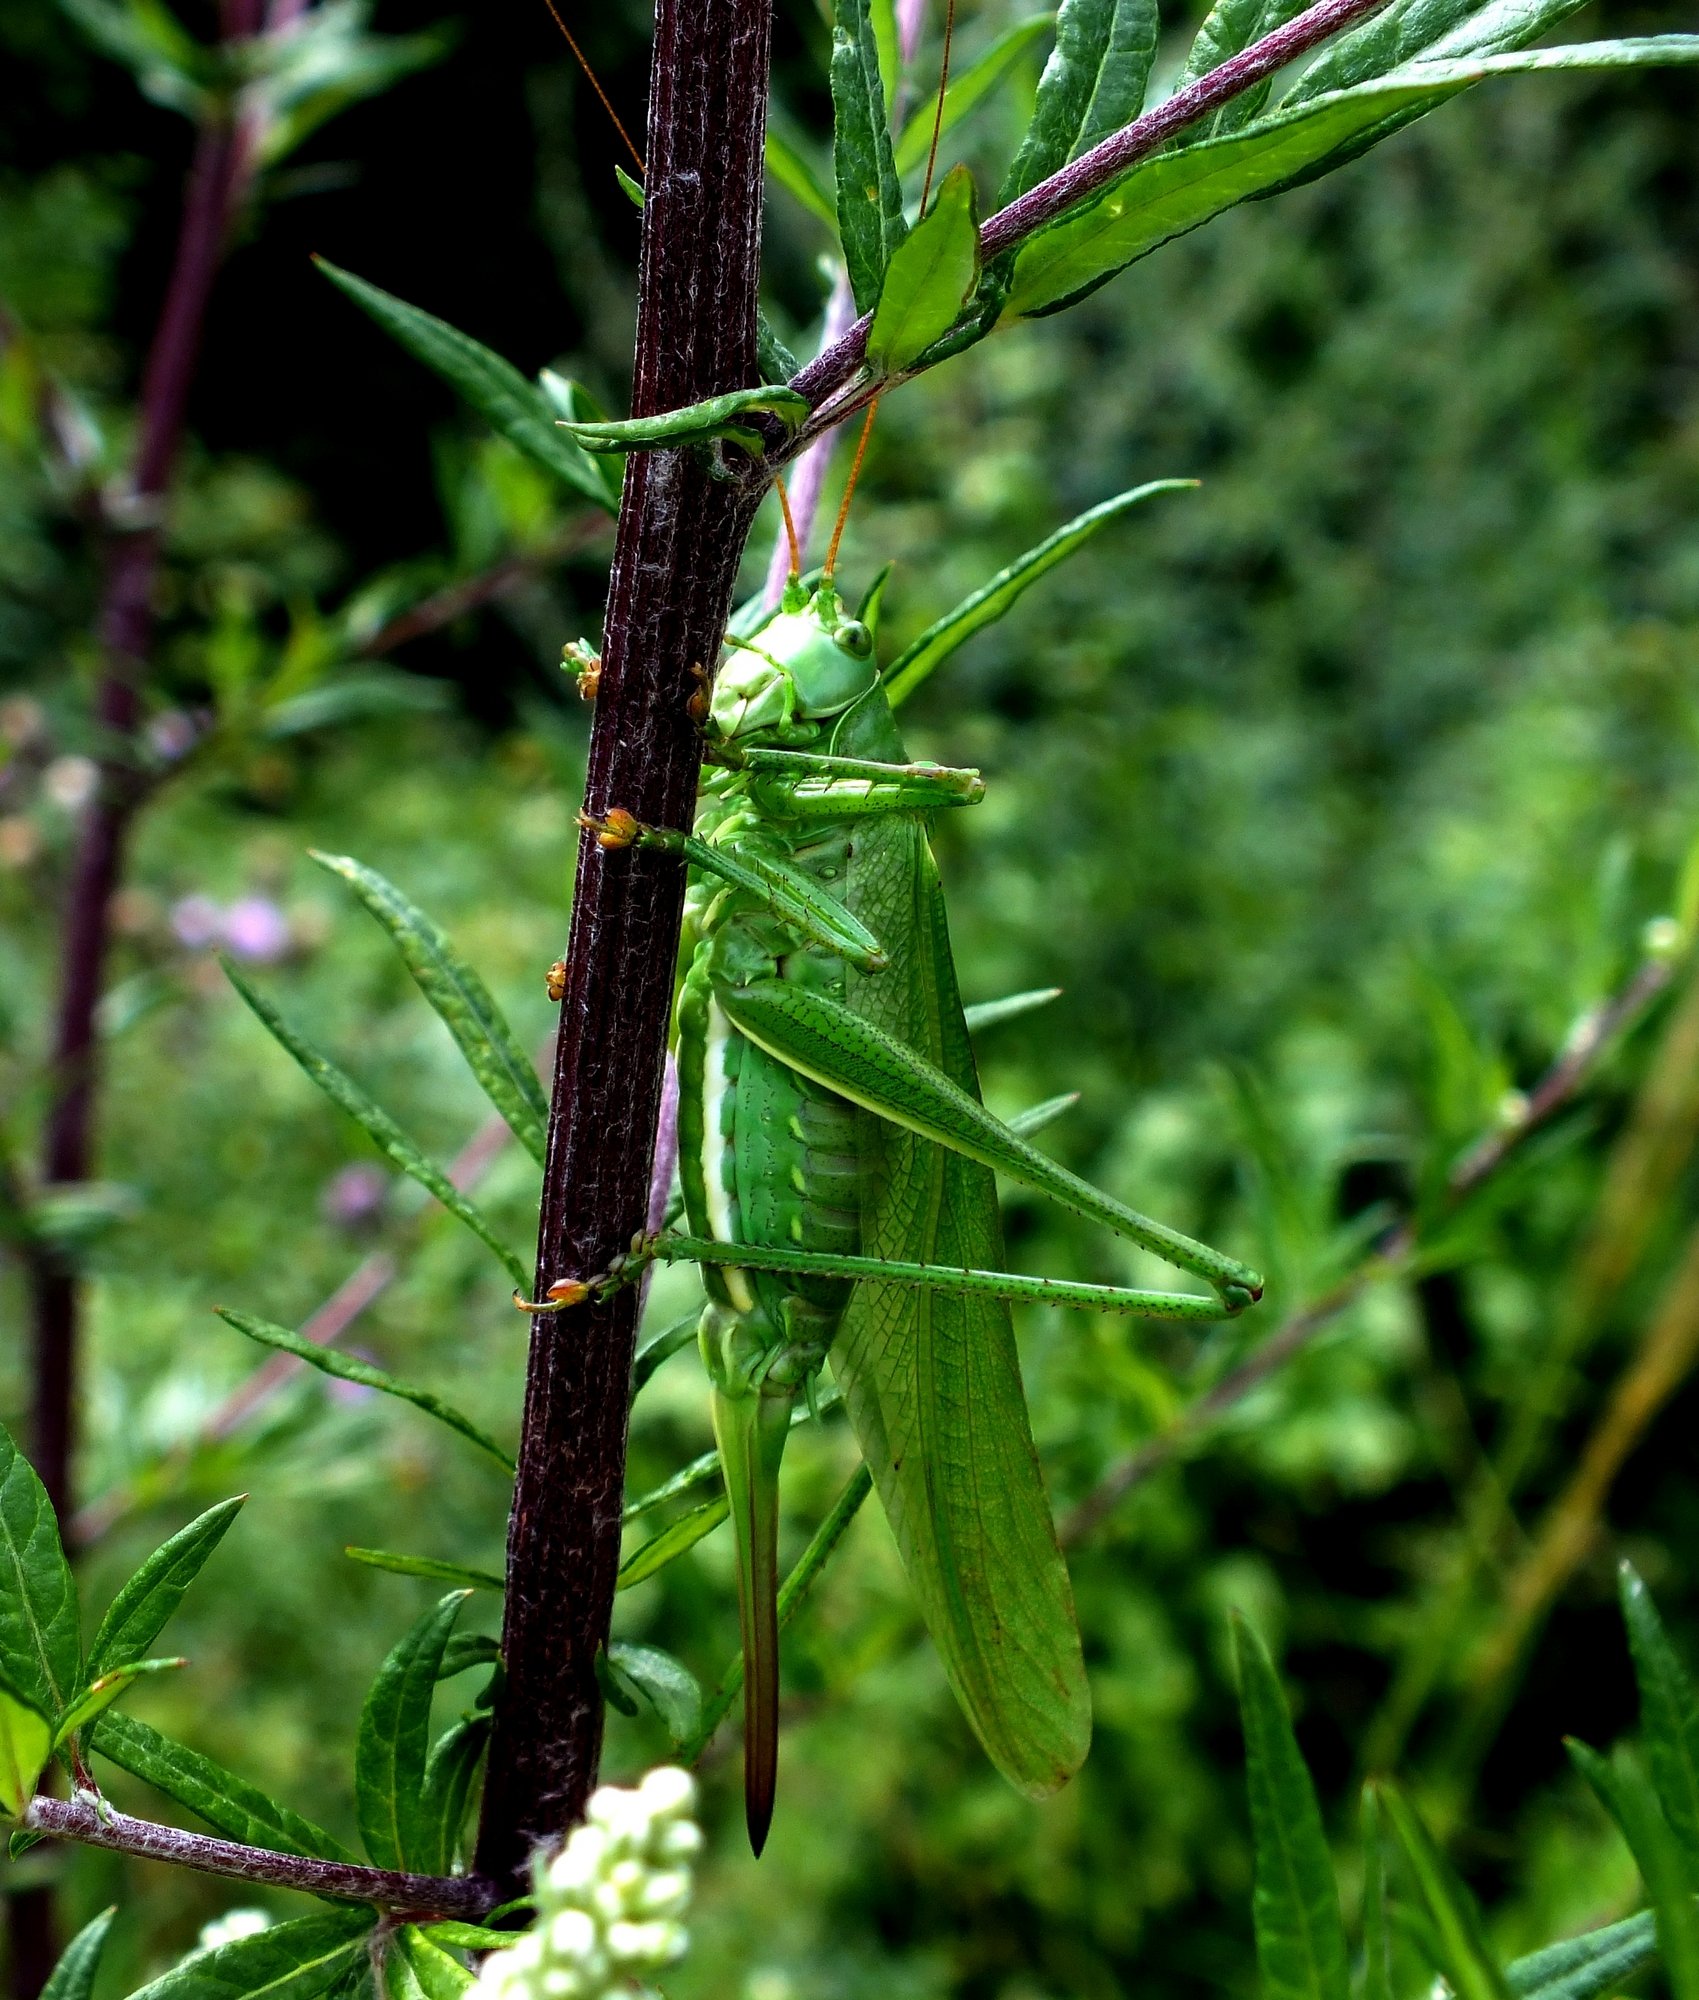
<box><xmin>5</xmin><ymin>0</ymin><xmax>1699</xmax><ymax>1994</ymax></box>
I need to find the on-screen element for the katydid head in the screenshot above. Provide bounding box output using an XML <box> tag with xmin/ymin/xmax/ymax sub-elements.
<box><xmin>711</xmin><ymin>583</ymin><xmax>878</xmax><ymax>744</ymax></box>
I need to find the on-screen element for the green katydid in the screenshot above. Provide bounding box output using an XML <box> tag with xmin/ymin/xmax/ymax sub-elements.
<box><xmin>531</xmin><ymin>481</ymin><xmax>1263</xmax><ymax>1854</ymax></box>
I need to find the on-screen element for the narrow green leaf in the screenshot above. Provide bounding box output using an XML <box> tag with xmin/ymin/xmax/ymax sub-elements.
<box><xmin>221</xmin><ymin>962</ymin><xmax>530</xmax><ymax>1289</ymax></box>
<box><xmin>616</xmin><ymin>1495</ymin><xmax>729</xmax><ymax>1590</ymax></box>
<box><xmin>0</xmin><ymin>1424</ymin><xmax>78</xmax><ymax>1721</ymax></box>
<box><xmin>217</xmin><ymin>1309</ymin><xmax>515</xmax><ymax>1472</ymax></box>
<box><xmin>624</xmin><ymin>1393</ymin><xmax>839</xmax><ymax>1522</ymax></box>
<box><xmin>1567</xmin><ymin>1740</ymin><xmax>1699</xmax><ymax>2000</ymax></box>
<box><xmin>606</xmin><ymin>1641</ymin><xmax>703</xmax><ymax>1748</ymax></box>
<box><xmin>315</xmin><ymin>260</ymin><xmax>615</xmax><ymax>514</ymax></box>
<box><xmin>356</xmin><ymin>1592</ymin><xmax>469</xmax><ymax>1871</ymax></box>
<box><xmin>867</xmin><ymin>165</ymin><xmax>981</xmax><ymax>374</ymax></box>
<box><xmin>963</xmin><ymin>986</ymin><xmax>1064</xmax><ymax>1033</ymax></box>
<box><xmin>416</xmin><ymin>1926</ymin><xmax>517</xmax><ymax>1955</ymax></box>
<box><xmin>91</xmin><ymin>1711</ymin><xmax>357</xmax><ymax>1862</ymax></box>
<box><xmin>52</xmin><ymin>1657</ymin><xmax>186</xmax><ymax>1749</ymax></box>
<box><xmin>766</xmin><ymin>126</ymin><xmax>840</xmax><ymax>231</ymax></box>
<box><xmin>1284</xmin><ymin>0</ymin><xmax>1586</xmax><ymax>106</ymax></box>
<box><xmin>310</xmin><ymin>851</ymin><xmax>548</xmax><ymax>1164</ymax></box>
<box><xmin>1377</xmin><ymin>1782</ymin><xmax>1514</xmax><ymax>2000</ymax></box>
<box><xmin>1360</xmin><ymin>1786</ymin><xmax>1393</xmax><ymax>2000</ymax></box>
<box><xmin>559</xmin><ymin>387</ymin><xmax>810</xmax><ymax>458</ymax></box>
<box><xmin>1177</xmin><ymin>0</ymin><xmax>1306</xmax><ymax>138</ymax></box>
<box><xmin>871</xmin><ymin>0</ymin><xmax>899</xmax><ymax>111</ymax></box>
<box><xmin>1007</xmin><ymin>39</ymin><xmax>1699</xmax><ymax>317</ymax></box>
<box><xmin>40</xmin><ymin>1907</ymin><xmax>117</xmax><ymax>2000</ymax></box>
<box><xmin>892</xmin><ymin>14</ymin><xmax>1056</xmax><ymax>177</ymax></box>
<box><xmin>1620</xmin><ymin>1562</ymin><xmax>1699</xmax><ymax>1872</ymax></box>
<box><xmin>123</xmin><ymin>1911</ymin><xmax>375</xmax><ymax>2000</ymax></box>
<box><xmin>1507</xmin><ymin>1912</ymin><xmax>1656</xmax><ymax>2000</ymax></box>
<box><xmin>0</xmin><ymin>1677</ymin><xmax>51</xmax><ymax>1818</ymax></box>
<box><xmin>345</xmin><ymin>1548</ymin><xmax>505</xmax><ymax>1590</ymax></box>
<box><xmin>631</xmin><ymin>1312</ymin><xmax>700</xmax><ymax>1403</ymax></box>
<box><xmin>1007</xmin><ymin>1091</ymin><xmax>1080</xmax><ymax>1138</ymax></box>
<box><xmin>1232</xmin><ymin>1615</ymin><xmax>1350</xmax><ymax>2000</ymax></box>
<box><xmin>85</xmin><ymin>1495</ymin><xmax>245</xmax><ymax>1682</ymax></box>
<box><xmin>833</xmin><ymin>0</ymin><xmax>909</xmax><ymax>310</ymax></box>
<box><xmin>415</xmin><ymin>1714</ymin><xmax>490</xmax><ymax>1876</ymax></box>
<box><xmin>998</xmin><ymin>0</ymin><xmax>1158</xmax><ymax>206</ymax></box>
<box><xmin>614</xmin><ymin>164</ymin><xmax>643</xmax><ymax>208</ymax></box>
<box><xmin>396</xmin><ymin>1930</ymin><xmax>476</xmax><ymax>2000</ymax></box>
<box><xmin>885</xmin><ymin>481</ymin><xmax>1191</xmax><ymax>706</ymax></box>
<box><xmin>438</xmin><ymin>1633</ymin><xmax>501</xmax><ymax>1682</ymax></box>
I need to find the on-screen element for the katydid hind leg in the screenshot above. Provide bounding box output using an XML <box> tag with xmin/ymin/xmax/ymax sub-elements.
<box><xmin>709</xmin><ymin>1374</ymin><xmax>793</xmax><ymax>1855</ymax></box>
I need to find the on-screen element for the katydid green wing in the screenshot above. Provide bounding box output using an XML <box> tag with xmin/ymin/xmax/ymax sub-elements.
<box><xmin>828</xmin><ymin>717</ymin><xmax>1091</xmax><ymax>1795</ymax></box>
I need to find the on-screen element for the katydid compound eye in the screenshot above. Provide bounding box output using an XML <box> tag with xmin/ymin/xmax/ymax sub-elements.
<box><xmin>836</xmin><ymin>619</ymin><xmax>873</xmax><ymax>660</ymax></box>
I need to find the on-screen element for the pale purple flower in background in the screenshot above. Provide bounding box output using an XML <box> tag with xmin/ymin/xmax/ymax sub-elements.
<box><xmin>170</xmin><ymin>894</ymin><xmax>225</xmax><ymax>949</ymax></box>
<box><xmin>321</xmin><ymin>1162</ymin><xmax>389</xmax><ymax>1231</ymax></box>
<box><xmin>147</xmin><ymin>709</ymin><xmax>202</xmax><ymax>765</ymax></box>
<box><xmin>224</xmin><ymin>896</ymin><xmax>292</xmax><ymax>963</ymax></box>
<box><xmin>324</xmin><ymin>1362</ymin><xmax>377</xmax><ymax>1407</ymax></box>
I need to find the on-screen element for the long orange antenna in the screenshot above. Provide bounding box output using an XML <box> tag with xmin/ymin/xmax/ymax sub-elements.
<box><xmin>824</xmin><ymin>398</ymin><xmax>879</xmax><ymax>580</ymax></box>
<box><xmin>774</xmin><ymin>476</ymin><xmax>801</xmax><ymax>581</ymax></box>
<box><xmin>918</xmin><ymin>0</ymin><xmax>958</xmax><ymax>214</ymax></box>
<box><xmin>540</xmin><ymin>0</ymin><xmax>646</xmax><ymax>178</ymax></box>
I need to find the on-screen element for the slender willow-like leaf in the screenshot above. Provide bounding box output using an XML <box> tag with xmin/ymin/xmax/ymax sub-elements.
<box><xmin>892</xmin><ymin>14</ymin><xmax>1056</xmax><ymax>177</ymax></box>
<box><xmin>832</xmin><ymin>0</ymin><xmax>908</xmax><ymax>309</ymax></box>
<box><xmin>624</xmin><ymin>1391</ymin><xmax>842</xmax><ymax>1522</ymax></box>
<box><xmin>315</xmin><ymin>260</ymin><xmax>613</xmax><ymax>514</ymax></box>
<box><xmin>766</xmin><ymin>126</ymin><xmax>839</xmax><ymax>231</ymax></box>
<box><xmin>0</xmin><ymin>1678</ymin><xmax>50</xmax><ymax>1818</ymax></box>
<box><xmin>345</xmin><ymin>1547</ymin><xmax>505</xmax><ymax>1590</ymax></box>
<box><xmin>1566</xmin><ymin>1741</ymin><xmax>1699</xmax><ymax>2000</ymax></box>
<box><xmin>1008</xmin><ymin>1091</ymin><xmax>1080</xmax><ymax>1138</ymax></box>
<box><xmin>1233</xmin><ymin>1615</ymin><xmax>1351</xmax><ymax>2000</ymax></box>
<box><xmin>1284</xmin><ymin>0</ymin><xmax>1586</xmax><ymax>105</ymax></box>
<box><xmin>998</xmin><ymin>0</ymin><xmax>1158</xmax><ymax>205</ymax></box>
<box><xmin>310</xmin><ymin>851</ymin><xmax>547</xmax><ymax>1164</ymax></box>
<box><xmin>868</xmin><ymin>166</ymin><xmax>981</xmax><ymax>374</ymax></box>
<box><xmin>91</xmin><ymin>1711</ymin><xmax>357</xmax><ymax>1862</ymax></box>
<box><xmin>51</xmin><ymin>1657</ymin><xmax>184</xmax><ymax>1748</ymax></box>
<box><xmin>607</xmin><ymin>1641</ymin><xmax>703</xmax><ymax>1747</ymax></box>
<box><xmin>1178</xmin><ymin>0</ymin><xmax>1305</xmax><ymax>137</ymax></box>
<box><xmin>1360</xmin><ymin>1787</ymin><xmax>1393</xmax><ymax>2000</ymax></box>
<box><xmin>616</xmin><ymin>1496</ymin><xmax>729</xmax><ymax>1589</ymax></box>
<box><xmin>356</xmin><ymin>1592</ymin><xmax>469</xmax><ymax>1872</ymax></box>
<box><xmin>1008</xmin><ymin>40</ymin><xmax>1699</xmax><ymax>317</ymax></box>
<box><xmin>0</xmin><ymin>1422</ymin><xmax>79</xmax><ymax>1718</ymax></box>
<box><xmin>217</xmin><ymin>1308</ymin><xmax>515</xmax><ymax>1471</ymax></box>
<box><xmin>631</xmin><ymin>1312</ymin><xmax>700</xmax><ymax>1403</ymax></box>
<box><xmin>415</xmin><ymin>1715</ymin><xmax>490</xmax><ymax>1877</ymax></box>
<box><xmin>121</xmin><ymin>1911</ymin><xmax>375</xmax><ymax>2000</ymax></box>
<box><xmin>85</xmin><ymin>1495</ymin><xmax>244</xmax><ymax>1682</ymax></box>
<box><xmin>962</xmin><ymin>986</ymin><xmax>1064</xmax><ymax>1033</ymax></box>
<box><xmin>1620</xmin><ymin>1561</ymin><xmax>1699</xmax><ymax>1872</ymax></box>
<box><xmin>222</xmin><ymin>961</ymin><xmax>529</xmax><ymax>1288</ymax></box>
<box><xmin>40</xmin><ymin>1908</ymin><xmax>116</xmax><ymax>2000</ymax></box>
<box><xmin>1506</xmin><ymin>1912</ymin><xmax>1655</xmax><ymax>2000</ymax></box>
<box><xmin>885</xmin><ymin>482</ymin><xmax>1191</xmax><ymax>705</ymax></box>
<box><xmin>1377</xmin><ymin>1782</ymin><xmax>1514</xmax><ymax>2000</ymax></box>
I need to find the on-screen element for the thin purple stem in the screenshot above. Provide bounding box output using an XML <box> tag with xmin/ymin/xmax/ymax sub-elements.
<box><xmin>786</xmin><ymin>0</ymin><xmax>1393</xmax><ymax>427</ymax></box>
<box><xmin>22</xmin><ymin>1798</ymin><xmax>497</xmax><ymax>1919</ymax></box>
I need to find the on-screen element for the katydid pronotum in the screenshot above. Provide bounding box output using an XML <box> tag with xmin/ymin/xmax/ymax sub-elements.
<box><xmin>526</xmin><ymin>486</ymin><xmax>1263</xmax><ymax>1854</ymax></box>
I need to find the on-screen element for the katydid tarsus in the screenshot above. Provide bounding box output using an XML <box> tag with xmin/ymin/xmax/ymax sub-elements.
<box><xmin>525</xmin><ymin>478</ymin><xmax>1263</xmax><ymax>1854</ymax></box>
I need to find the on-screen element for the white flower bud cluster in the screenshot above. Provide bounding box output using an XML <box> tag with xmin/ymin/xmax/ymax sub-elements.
<box><xmin>472</xmin><ymin>1768</ymin><xmax>701</xmax><ymax>2000</ymax></box>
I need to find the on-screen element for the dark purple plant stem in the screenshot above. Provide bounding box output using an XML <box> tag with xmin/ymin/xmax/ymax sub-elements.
<box><xmin>785</xmin><ymin>0</ymin><xmax>1393</xmax><ymax>428</ymax></box>
<box><xmin>472</xmin><ymin>0</ymin><xmax>774</xmax><ymax>1897</ymax></box>
<box><xmin>22</xmin><ymin>1798</ymin><xmax>497</xmax><ymax>1919</ymax></box>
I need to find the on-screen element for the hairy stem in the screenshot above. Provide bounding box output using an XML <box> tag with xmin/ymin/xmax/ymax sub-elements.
<box><xmin>786</xmin><ymin>0</ymin><xmax>1393</xmax><ymax>430</ymax></box>
<box><xmin>473</xmin><ymin>0</ymin><xmax>774</xmax><ymax>1896</ymax></box>
<box><xmin>21</xmin><ymin>1799</ymin><xmax>496</xmax><ymax>1920</ymax></box>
